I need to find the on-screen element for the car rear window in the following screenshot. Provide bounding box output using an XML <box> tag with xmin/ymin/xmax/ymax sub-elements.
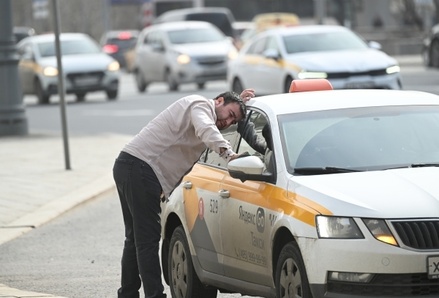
<box><xmin>186</xmin><ymin>13</ymin><xmax>234</xmax><ymax>37</ymax></box>
<box><xmin>167</xmin><ymin>28</ymin><xmax>225</xmax><ymax>44</ymax></box>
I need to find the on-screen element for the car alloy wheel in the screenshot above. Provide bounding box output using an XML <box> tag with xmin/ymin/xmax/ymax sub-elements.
<box><xmin>275</xmin><ymin>242</ymin><xmax>312</xmax><ymax>298</ymax></box>
<box><xmin>168</xmin><ymin>226</ymin><xmax>217</xmax><ymax>298</ymax></box>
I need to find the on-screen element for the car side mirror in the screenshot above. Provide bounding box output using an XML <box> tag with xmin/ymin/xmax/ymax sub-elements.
<box><xmin>263</xmin><ymin>48</ymin><xmax>280</xmax><ymax>60</ymax></box>
<box><xmin>367</xmin><ymin>40</ymin><xmax>382</xmax><ymax>50</ymax></box>
<box><xmin>227</xmin><ymin>156</ymin><xmax>272</xmax><ymax>182</ymax></box>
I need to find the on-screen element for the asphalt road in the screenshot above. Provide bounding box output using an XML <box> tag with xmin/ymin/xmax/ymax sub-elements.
<box><xmin>0</xmin><ymin>189</ymin><xmax>260</xmax><ymax>298</ymax></box>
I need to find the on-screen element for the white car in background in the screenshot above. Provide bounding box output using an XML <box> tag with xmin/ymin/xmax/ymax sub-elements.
<box><xmin>132</xmin><ymin>21</ymin><xmax>238</xmax><ymax>92</ymax></box>
<box><xmin>228</xmin><ymin>25</ymin><xmax>402</xmax><ymax>95</ymax></box>
<box><xmin>161</xmin><ymin>79</ymin><xmax>439</xmax><ymax>298</ymax></box>
<box><xmin>17</xmin><ymin>33</ymin><xmax>120</xmax><ymax>104</ymax></box>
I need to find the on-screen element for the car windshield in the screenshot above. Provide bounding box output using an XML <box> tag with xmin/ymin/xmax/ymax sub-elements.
<box><xmin>283</xmin><ymin>30</ymin><xmax>368</xmax><ymax>54</ymax></box>
<box><xmin>167</xmin><ymin>28</ymin><xmax>225</xmax><ymax>44</ymax></box>
<box><xmin>38</xmin><ymin>38</ymin><xmax>101</xmax><ymax>57</ymax></box>
<box><xmin>107</xmin><ymin>37</ymin><xmax>137</xmax><ymax>49</ymax></box>
<box><xmin>279</xmin><ymin>105</ymin><xmax>439</xmax><ymax>174</ymax></box>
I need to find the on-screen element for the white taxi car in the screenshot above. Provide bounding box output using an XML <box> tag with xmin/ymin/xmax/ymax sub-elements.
<box><xmin>227</xmin><ymin>25</ymin><xmax>402</xmax><ymax>95</ymax></box>
<box><xmin>160</xmin><ymin>79</ymin><xmax>439</xmax><ymax>298</ymax></box>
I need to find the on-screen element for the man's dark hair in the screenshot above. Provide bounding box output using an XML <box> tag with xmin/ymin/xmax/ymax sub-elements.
<box><xmin>214</xmin><ymin>91</ymin><xmax>247</xmax><ymax>119</ymax></box>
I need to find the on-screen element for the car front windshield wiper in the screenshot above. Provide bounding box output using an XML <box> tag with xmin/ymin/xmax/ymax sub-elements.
<box><xmin>410</xmin><ymin>163</ymin><xmax>439</xmax><ymax>168</ymax></box>
<box><xmin>386</xmin><ymin>163</ymin><xmax>439</xmax><ymax>170</ymax></box>
<box><xmin>293</xmin><ymin>166</ymin><xmax>362</xmax><ymax>175</ymax></box>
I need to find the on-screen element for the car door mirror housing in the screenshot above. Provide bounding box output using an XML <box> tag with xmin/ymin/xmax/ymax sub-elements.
<box><xmin>263</xmin><ymin>48</ymin><xmax>280</xmax><ymax>60</ymax></box>
<box><xmin>228</xmin><ymin>156</ymin><xmax>272</xmax><ymax>182</ymax></box>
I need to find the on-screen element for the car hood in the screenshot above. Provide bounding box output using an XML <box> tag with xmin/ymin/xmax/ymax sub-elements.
<box><xmin>290</xmin><ymin>167</ymin><xmax>439</xmax><ymax>218</ymax></box>
<box><xmin>285</xmin><ymin>49</ymin><xmax>398</xmax><ymax>72</ymax></box>
<box><xmin>39</xmin><ymin>53</ymin><xmax>114</xmax><ymax>72</ymax></box>
<box><xmin>172</xmin><ymin>41</ymin><xmax>232</xmax><ymax>56</ymax></box>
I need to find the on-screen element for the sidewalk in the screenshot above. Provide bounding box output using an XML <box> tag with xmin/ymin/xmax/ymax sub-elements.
<box><xmin>0</xmin><ymin>133</ymin><xmax>131</xmax><ymax>245</ymax></box>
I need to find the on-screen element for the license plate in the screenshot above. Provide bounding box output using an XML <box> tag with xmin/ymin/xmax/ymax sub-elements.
<box><xmin>427</xmin><ymin>256</ymin><xmax>439</xmax><ymax>279</ymax></box>
<box><xmin>345</xmin><ymin>82</ymin><xmax>375</xmax><ymax>89</ymax></box>
<box><xmin>75</xmin><ymin>76</ymin><xmax>99</xmax><ymax>86</ymax></box>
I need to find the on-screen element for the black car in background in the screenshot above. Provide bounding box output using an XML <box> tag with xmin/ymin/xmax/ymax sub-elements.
<box><xmin>100</xmin><ymin>30</ymin><xmax>139</xmax><ymax>69</ymax></box>
<box><xmin>422</xmin><ymin>23</ymin><xmax>439</xmax><ymax>68</ymax></box>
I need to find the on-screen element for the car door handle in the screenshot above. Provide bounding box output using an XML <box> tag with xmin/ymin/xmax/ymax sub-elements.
<box><xmin>183</xmin><ymin>181</ymin><xmax>192</xmax><ymax>189</ymax></box>
<box><xmin>218</xmin><ymin>189</ymin><xmax>230</xmax><ymax>198</ymax></box>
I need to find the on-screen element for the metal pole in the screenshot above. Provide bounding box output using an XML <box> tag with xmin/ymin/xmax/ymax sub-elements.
<box><xmin>52</xmin><ymin>0</ymin><xmax>71</xmax><ymax>170</ymax></box>
<box><xmin>314</xmin><ymin>0</ymin><xmax>326</xmax><ymax>25</ymax></box>
<box><xmin>0</xmin><ymin>0</ymin><xmax>28</xmax><ymax>136</ymax></box>
<box><xmin>193</xmin><ymin>0</ymin><xmax>204</xmax><ymax>8</ymax></box>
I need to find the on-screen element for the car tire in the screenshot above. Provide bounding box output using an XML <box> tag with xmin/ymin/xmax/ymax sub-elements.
<box><xmin>232</xmin><ymin>78</ymin><xmax>244</xmax><ymax>94</ymax></box>
<box><xmin>431</xmin><ymin>39</ymin><xmax>439</xmax><ymax>68</ymax></box>
<box><xmin>168</xmin><ymin>226</ymin><xmax>217</xmax><ymax>298</ymax></box>
<box><xmin>35</xmin><ymin>79</ymin><xmax>50</xmax><ymax>104</ymax></box>
<box><xmin>135</xmin><ymin>70</ymin><xmax>147</xmax><ymax>93</ymax></box>
<box><xmin>106</xmin><ymin>89</ymin><xmax>118</xmax><ymax>100</ymax></box>
<box><xmin>165</xmin><ymin>70</ymin><xmax>179</xmax><ymax>91</ymax></box>
<box><xmin>284</xmin><ymin>76</ymin><xmax>293</xmax><ymax>93</ymax></box>
<box><xmin>76</xmin><ymin>92</ymin><xmax>86</xmax><ymax>102</ymax></box>
<box><xmin>275</xmin><ymin>241</ymin><xmax>312</xmax><ymax>298</ymax></box>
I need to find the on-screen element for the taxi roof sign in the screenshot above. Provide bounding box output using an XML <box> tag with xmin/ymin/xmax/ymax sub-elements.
<box><xmin>253</xmin><ymin>13</ymin><xmax>300</xmax><ymax>32</ymax></box>
<box><xmin>289</xmin><ymin>79</ymin><xmax>333</xmax><ymax>93</ymax></box>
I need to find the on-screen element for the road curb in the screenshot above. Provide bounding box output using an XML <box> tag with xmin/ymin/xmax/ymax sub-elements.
<box><xmin>0</xmin><ymin>283</ymin><xmax>67</xmax><ymax>298</ymax></box>
<box><xmin>0</xmin><ymin>173</ymin><xmax>115</xmax><ymax>246</ymax></box>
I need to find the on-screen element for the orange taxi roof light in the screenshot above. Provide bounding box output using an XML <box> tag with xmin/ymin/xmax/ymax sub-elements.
<box><xmin>289</xmin><ymin>79</ymin><xmax>333</xmax><ymax>93</ymax></box>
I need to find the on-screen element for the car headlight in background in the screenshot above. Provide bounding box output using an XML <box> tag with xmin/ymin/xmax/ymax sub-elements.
<box><xmin>316</xmin><ymin>216</ymin><xmax>363</xmax><ymax>239</ymax></box>
<box><xmin>386</xmin><ymin>65</ymin><xmax>400</xmax><ymax>74</ymax></box>
<box><xmin>42</xmin><ymin>66</ymin><xmax>58</xmax><ymax>77</ymax></box>
<box><xmin>298</xmin><ymin>71</ymin><xmax>328</xmax><ymax>79</ymax></box>
<box><xmin>363</xmin><ymin>218</ymin><xmax>398</xmax><ymax>246</ymax></box>
<box><xmin>107</xmin><ymin>61</ymin><xmax>120</xmax><ymax>72</ymax></box>
<box><xmin>177</xmin><ymin>54</ymin><xmax>191</xmax><ymax>65</ymax></box>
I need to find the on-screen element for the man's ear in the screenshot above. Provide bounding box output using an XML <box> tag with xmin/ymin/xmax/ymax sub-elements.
<box><xmin>215</xmin><ymin>97</ymin><xmax>224</xmax><ymax>106</ymax></box>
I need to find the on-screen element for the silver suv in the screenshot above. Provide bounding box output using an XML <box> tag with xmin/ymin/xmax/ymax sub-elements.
<box><xmin>132</xmin><ymin>21</ymin><xmax>237</xmax><ymax>92</ymax></box>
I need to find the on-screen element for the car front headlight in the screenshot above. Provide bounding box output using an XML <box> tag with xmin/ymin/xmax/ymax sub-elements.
<box><xmin>228</xmin><ymin>48</ymin><xmax>238</xmax><ymax>60</ymax></box>
<box><xmin>177</xmin><ymin>54</ymin><xmax>190</xmax><ymax>65</ymax></box>
<box><xmin>386</xmin><ymin>65</ymin><xmax>400</xmax><ymax>74</ymax></box>
<box><xmin>298</xmin><ymin>71</ymin><xmax>328</xmax><ymax>79</ymax></box>
<box><xmin>363</xmin><ymin>218</ymin><xmax>398</xmax><ymax>246</ymax></box>
<box><xmin>316</xmin><ymin>216</ymin><xmax>363</xmax><ymax>239</ymax></box>
<box><xmin>43</xmin><ymin>66</ymin><xmax>58</xmax><ymax>77</ymax></box>
<box><xmin>108</xmin><ymin>61</ymin><xmax>120</xmax><ymax>72</ymax></box>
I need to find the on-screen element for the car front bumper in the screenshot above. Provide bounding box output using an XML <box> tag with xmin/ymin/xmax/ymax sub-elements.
<box><xmin>41</xmin><ymin>70</ymin><xmax>119</xmax><ymax>95</ymax></box>
<box><xmin>299</xmin><ymin>236</ymin><xmax>439</xmax><ymax>297</ymax></box>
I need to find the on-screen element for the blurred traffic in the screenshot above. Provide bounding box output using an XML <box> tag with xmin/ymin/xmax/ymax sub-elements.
<box><xmin>11</xmin><ymin>2</ymin><xmax>437</xmax><ymax>104</ymax></box>
<box><xmin>228</xmin><ymin>24</ymin><xmax>402</xmax><ymax>95</ymax></box>
<box><xmin>131</xmin><ymin>21</ymin><xmax>237</xmax><ymax>92</ymax></box>
<box><xmin>100</xmin><ymin>30</ymin><xmax>139</xmax><ymax>70</ymax></box>
<box><xmin>16</xmin><ymin>32</ymin><xmax>120</xmax><ymax>104</ymax></box>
